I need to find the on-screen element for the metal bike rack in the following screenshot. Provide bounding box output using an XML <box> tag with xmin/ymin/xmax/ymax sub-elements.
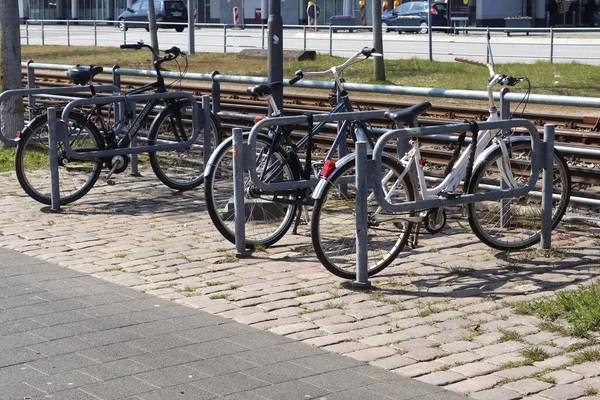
<box><xmin>351</xmin><ymin>119</ymin><xmax>557</xmax><ymax>286</ymax></box>
<box><xmin>46</xmin><ymin>92</ymin><xmax>213</xmax><ymax>212</ymax></box>
<box><xmin>230</xmin><ymin>109</ymin><xmax>398</xmax><ymax>255</ymax></box>
<box><xmin>0</xmin><ymin>85</ymin><xmax>120</xmax><ymax>146</ymax></box>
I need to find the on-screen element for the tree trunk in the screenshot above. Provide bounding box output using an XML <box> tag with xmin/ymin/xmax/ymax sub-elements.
<box><xmin>371</xmin><ymin>0</ymin><xmax>386</xmax><ymax>81</ymax></box>
<box><xmin>0</xmin><ymin>0</ymin><xmax>23</xmax><ymax>148</ymax></box>
<box><xmin>147</xmin><ymin>0</ymin><xmax>160</xmax><ymax>62</ymax></box>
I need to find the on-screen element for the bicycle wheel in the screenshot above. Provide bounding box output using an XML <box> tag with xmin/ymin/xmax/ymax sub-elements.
<box><xmin>467</xmin><ymin>141</ymin><xmax>571</xmax><ymax>251</ymax></box>
<box><xmin>15</xmin><ymin>111</ymin><xmax>104</xmax><ymax>205</ymax></box>
<box><xmin>205</xmin><ymin>133</ymin><xmax>300</xmax><ymax>248</ymax></box>
<box><xmin>148</xmin><ymin>103</ymin><xmax>221</xmax><ymax>191</ymax></box>
<box><xmin>311</xmin><ymin>154</ymin><xmax>415</xmax><ymax>279</ymax></box>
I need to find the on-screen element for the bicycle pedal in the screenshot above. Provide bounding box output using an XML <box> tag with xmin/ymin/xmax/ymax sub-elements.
<box><xmin>441</xmin><ymin>191</ymin><xmax>462</xmax><ymax>199</ymax></box>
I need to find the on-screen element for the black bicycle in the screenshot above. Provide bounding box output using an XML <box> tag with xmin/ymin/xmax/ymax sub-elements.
<box><xmin>15</xmin><ymin>42</ymin><xmax>220</xmax><ymax>205</ymax></box>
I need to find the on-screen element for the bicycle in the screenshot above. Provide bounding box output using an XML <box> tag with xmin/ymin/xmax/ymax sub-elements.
<box><xmin>204</xmin><ymin>47</ymin><xmax>429</xmax><ymax>249</ymax></box>
<box><xmin>15</xmin><ymin>41</ymin><xmax>220</xmax><ymax>205</ymax></box>
<box><xmin>311</xmin><ymin>57</ymin><xmax>571</xmax><ymax>279</ymax></box>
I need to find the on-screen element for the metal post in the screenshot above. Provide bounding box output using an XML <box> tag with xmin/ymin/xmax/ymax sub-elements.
<box><xmin>123</xmin><ymin>26</ymin><xmax>126</xmax><ymax>44</ymax></box>
<box><xmin>268</xmin><ymin>0</ymin><xmax>284</xmax><ymax>112</ymax></box>
<box><xmin>540</xmin><ymin>124</ymin><xmax>554</xmax><ymax>249</ymax></box>
<box><xmin>127</xmin><ymin>97</ymin><xmax>140</xmax><ymax>176</ymax></box>
<box><xmin>67</xmin><ymin>20</ymin><xmax>70</xmax><ymax>46</ymax></box>
<box><xmin>26</xmin><ymin>21</ymin><xmax>29</xmax><ymax>45</ymax></box>
<box><xmin>41</xmin><ymin>20</ymin><xmax>44</xmax><ymax>45</ymax></box>
<box><xmin>261</xmin><ymin>23</ymin><xmax>265</xmax><ymax>50</ymax></box>
<box><xmin>500</xmin><ymin>87</ymin><xmax>511</xmax><ymax>227</ymax></box>
<box><xmin>550</xmin><ymin>27</ymin><xmax>554</xmax><ymax>63</ymax></box>
<box><xmin>27</xmin><ymin>60</ymin><xmax>36</xmax><ymax>113</ymax></box>
<box><xmin>187</xmin><ymin>0</ymin><xmax>195</xmax><ymax>54</ymax></box>
<box><xmin>428</xmin><ymin>0</ymin><xmax>433</xmax><ymax>61</ymax></box>
<box><xmin>486</xmin><ymin>26</ymin><xmax>490</xmax><ymax>63</ymax></box>
<box><xmin>353</xmin><ymin>141</ymin><xmax>371</xmax><ymax>288</ymax></box>
<box><xmin>202</xmin><ymin>95</ymin><xmax>212</xmax><ymax>166</ymax></box>
<box><xmin>211</xmin><ymin>71</ymin><xmax>221</xmax><ymax>121</ymax></box>
<box><xmin>47</xmin><ymin>108</ymin><xmax>61</xmax><ymax>213</ymax></box>
<box><xmin>329</xmin><ymin>26</ymin><xmax>333</xmax><ymax>57</ymax></box>
<box><xmin>232</xmin><ymin>128</ymin><xmax>247</xmax><ymax>257</ymax></box>
<box><xmin>223</xmin><ymin>24</ymin><xmax>227</xmax><ymax>53</ymax></box>
<box><xmin>303</xmin><ymin>25</ymin><xmax>307</xmax><ymax>51</ymax></box>
<box><xmin>94</xmin><ymin>20</ymin><xmax>97</xmax><ymax>46</ymax></box>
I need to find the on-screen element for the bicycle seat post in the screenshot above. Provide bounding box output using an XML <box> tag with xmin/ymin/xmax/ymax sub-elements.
<box><xmin>267</xmin><ymin>94</ymin><xmax>282</xmax><ymax>117</ymax></box>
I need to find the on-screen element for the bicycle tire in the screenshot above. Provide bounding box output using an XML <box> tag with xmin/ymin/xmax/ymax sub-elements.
<box><xmin>467</xmin><ymin>141</ymin><xmax>571</xmax><ymax>251</ymax></box>
<box><xmin>148</xmin><ymin>103</ymin><xmax>221</xmax><ymax>191</ymax></box>
<box><xmin>15</xmin><ymin>111</ymin><xmax>104</xmax><ymax>205</ymax></box>
<box><xmin>205</xmin><ymin>132</ymin><xmax>300</xmax><ymax>248</ymax></box>
<box><xmin>311</xmin><ymin>153</ymin><xmax>415</xmax><ymax>279</ymax></box>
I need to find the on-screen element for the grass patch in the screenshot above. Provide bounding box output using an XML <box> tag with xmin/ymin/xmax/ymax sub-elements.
<box><xmin>228</xmin><ymin>284</ymin><xmax>242</xmax><ymax>290</ymax></box>
<box><xmin>252</xmin><ymin>243</ymin><xmax>267</xmax><ymax>253</ymax></box>
<box><xmin>209</xmin><ymin>293</ymin><xmax>231</xmax><ymax>300</ymax></box>
<box><xmin>418</xmin><ymin>304</ymin><xmax>442</xmax><ymax>317</ymax></box>
<box><xmin>500</xmin><ymin>359</ymin><xmax>533</xmax><ymax>369</ymax></box>
<box><xmin>323</xmin><ymin>301</ymin><xmax>343</xmax><ymax>310</ymax></box>
<box><xmin>101</xmin><ymin>266</ymin><xmax>123</xmax><ymax>272</ymax></box>
<box><xmin>296</xmin><ymin>289</ymin><xmax>314</xmax><ymax>297</ymax></box>
<box><xmin>178</xmin><ymin>253</ymin><xmax>192</xmax><ymax>262</ymax></box>
<box><xmin>206</xmin><ymin>281</ymin><xmax>224</xmax><ymax>287</ymax></box>
<box><xmin>499</xmin><ymin>329</ymin><xmax>523</xmax><ymax>343</ymax></box>
<box><xmin>510</xmin><ymin>280</ymin><xmax>600</xmax><ymax>337</ymax></box>
<box><xmin>215</xmin><ymin>253</ymin><xmax>237</xmax><ymax>264</ymax></box>
<box><xmin>521</xmin><ymin>347</ymin><xmax>549</xmax><ymax>362</ymax></box>
<box><xmin>447</xmin><ymin>266</ymin><xmax>474</xmax><ymax>277</ymax></box>
<box><xmin>585</xmin><ymin>387</ymin><xmax>599</xmax><ymax>396</ymax></box>
<box><xmin>115</xmin><ymin>253</ymin><xmax>129</xmax><ymax>259</ymax></box>
<box><xmin>539</xmin><ymin>375</ymin><xmax>556</xmax><ymax>384</ymax></box>
<box><xmin>570</xmin><ymin>349</ymin><xmax>600</xmax><ymax>365</ymax></box>
<box><xmin>299</xmin><ymin>247</ymin><xmax>313</xmax><ymax>256</ymax></box>
<box><xmin>0</xmin><ymin>148</ymin><xmax>16</xmax><ymax>172</ymax></box>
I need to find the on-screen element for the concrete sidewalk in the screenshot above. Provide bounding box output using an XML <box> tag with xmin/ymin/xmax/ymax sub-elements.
<box><xmin>0</xmin><ymin>247</ymin><xmax>470</xmax><ymax>400</ymax></box>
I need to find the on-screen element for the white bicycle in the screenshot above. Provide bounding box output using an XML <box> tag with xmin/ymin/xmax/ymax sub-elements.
<box><xmin>310</xmin><ymin>58</ymin><xmax>571</xmax><ymax>280</ymax></box>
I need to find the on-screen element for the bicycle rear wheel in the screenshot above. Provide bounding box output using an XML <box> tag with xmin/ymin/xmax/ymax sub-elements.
<box><xmin>467</xmin><ymin>141</ymin><xmax>571</xmax><ymax>251</ymax></box>
<box><xmin>311</xmin><ymin>154</ymin><xmax>415</xmax><ymax>279</ymax></box>
<box><xmin>148</xmin><ymin>103</ymin><xmax>221</xmax><ymax>191</ymax></box>
<box><xmin>15</xmin><ymin>111</ymin><xmax>104</xmax><ymax>205</ymax></box>
<box><xmin>204</xmin><ymin>133</ymin><xmax>300</xmax><ymax>248</ymax></box>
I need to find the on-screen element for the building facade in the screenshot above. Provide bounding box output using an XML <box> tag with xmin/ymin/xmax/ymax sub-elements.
<box><xmin>17</xmin><ymin>0</ymin><xmax>598</xmax><ymax>27</ymax></box>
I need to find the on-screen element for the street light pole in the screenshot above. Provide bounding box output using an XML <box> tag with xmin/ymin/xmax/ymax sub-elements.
<box><xmin>268</xmin><ymin>0</ymin><xmax>283</xmax><ymax>112</ymax></box>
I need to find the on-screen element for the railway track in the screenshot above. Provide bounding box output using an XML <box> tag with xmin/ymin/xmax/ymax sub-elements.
<box><xmin>24</xmin><ymin>72</ymin><xmax>600</xmax><ymax>196</ymax></box>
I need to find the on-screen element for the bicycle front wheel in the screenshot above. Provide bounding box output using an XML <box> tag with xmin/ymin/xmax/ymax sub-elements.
<box><xmin>204</xmin><ymin>133</ymin><xmax>299</xmax><ymax>248</ymax></box>
<box><xmin>467</xmin><ymin>141</ymin><xmax>571</xmax><ymax>251</ymax></box>
<box><xmin>311</xmin><ymin>154</ymin><xmax>415</xmax><ymax>280</ymax></box>
<box><xmin>148</xmin><ymin>104</ymin><xmax>221</xmax><ymax>191</ymax></box>
<box><xmin>15</xmin><ymin>112</ymin><xmax>104</xmax><ymax>205</ymax></box>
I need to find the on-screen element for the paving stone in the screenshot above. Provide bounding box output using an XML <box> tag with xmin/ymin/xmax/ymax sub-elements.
<box><xmin>345</xmin><ymin>346</ymin><xmax>397</xmax><ymax>362</ymax></box>
<box><xmin>573</xmin><ymin>377</ymin><xmax>600</xmax><ymax>389</ymax></box>
<box><xmin>370</xmin><ymin>355</ymin><xmax>416</xmax><ymax>370</ymax></box>
<box><xmin>403</xmin><ymin>347</ymin><xmax>446</xmax><ymax>362</ymax></box>
<box><xmin>445</xmin><ymin>375</ymin><xmax>503</xmax><ymax>394</ymax></box>
<box><xmin>494</xmin><ymin>365</ymin><xmax>541</xmax><ymax>380</ymax></box>
<box><xmin>538</xmin><ymin>384</ymin><xmax>586</xmax><ymax>400</ymax></box>
<box><xmin>474</xmin><ymin>341</ymin><xmax>526</xmax><ymax>358</ymax></box>
<box><xmin>440</xmin><ymin>341</ymin><xmax>482</xmax><ymax>353</ymax></box>
<box><xmin>569</xmin><ymin>362</ymin><xmax>600</xmax><ymax>378</ymax></box>
<box><xmin>535</xmin><ymin>355</ymin><xmax>573</xmax><ymax>370</ymax></box>
<box><xmin>416</xmin><ymin>371</ymin><xmax>466</xmax><ymax>386</ymax></box>
<box><xmin>394</xmin><ymin>361</ymin><xmax>445</xmax><ymax>377</ymax></box>
<box><xmin>544</xmin><ymin>370</ymin><xmax>585</xmax><ymax>385</ymax></box>
<box><xmin>503</xmin><ymin>378</ymin><xmax>553</xmax><ymax>395</ymax></box>
<box><xmin>449</xmin><ymin>362</ymin><xmax>499</xmax><ymax>378</ymax></box>
<box><xmin>471</xmin><ymin>388</ymin><xmax>522</xmax><ymax>400</ymax></box>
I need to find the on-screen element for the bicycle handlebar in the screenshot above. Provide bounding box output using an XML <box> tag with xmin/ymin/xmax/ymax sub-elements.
<box><xmin>288</xmin><ymin>47</ymin><xmax>378</xmax><ymax>84</ymax></box>
<box><xmin>455</xmin><ymin>57</ymin><xmax>495</xmax><ymax>77</ymax></box>
<box><xmin>120</xmin><ymin>42</ymin><xmax>185</xmax><ymax>60</ymax></box>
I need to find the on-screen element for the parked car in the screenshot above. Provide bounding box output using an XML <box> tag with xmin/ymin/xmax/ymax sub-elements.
<box><xmin>381</xmin><ymin>0</ymin><xmax>448</xmax><ymax>34</ymax></box>
<box><xmin>117</xmin><ymin>0</ymin><xmax>187</xmax><ymax>32</ymax></box>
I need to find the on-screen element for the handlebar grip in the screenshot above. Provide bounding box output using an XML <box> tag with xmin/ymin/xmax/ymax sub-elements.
<box><xmin>120</xmin><ymin>44</ymin><xmax>141</xmax><ymax>50</ymax></box>
<box><xmin>362</xmin><ymin>47</ymin><xmax>377</xmax><ymax>58</ymax></box>
<box><xmin>165</xmin><ymin>46</ymin><xmax>181</xmax><ymax>56</ymax></box>
<box><xmin>289</xmin><ymin>75</ymin><xmax>302</xmax><ymax>85</ymax></box>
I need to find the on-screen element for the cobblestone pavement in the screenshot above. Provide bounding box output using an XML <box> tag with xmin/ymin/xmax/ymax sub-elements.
<box><xmin>2</xmin><ymin>169</ymin><xmax>600</xmax><ymax>400</ymax></box>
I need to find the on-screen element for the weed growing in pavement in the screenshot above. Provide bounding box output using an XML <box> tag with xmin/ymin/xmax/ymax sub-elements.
<box><xmin>447</xmin><ymin>265</ymin><xmax>474</xmax><ymax>277</ymax></box>
<box><xmin>570</xmin><ymin>349</ymin><xmax>600</xmax><ymax>365</ymax></box>
<box><xmin>209</xmin><ymin>293</ymin><xmax>231</xmax><ymax>300</ymax></box>
<box><xmin>521</xmin><ymin>347</ymin><xmax>549</xmax><ymax>362</ymax></box>
<box><xmin>500</xmin><ymin>359</ymin><xmax>533</xmax><ymax>370</ymax></box>
<box><xmin>115</xmin><ymin>253</ymin><xmax>129</xmax><ymax>259</ymax></box>
<box><xmin>102</xmin><ymin>267</ymin><xmax>123</xmax><ymax>273</ymax></box>
<box><xmin>499</xmin><ymin>329</ymin><xmax>523</xmax><ymax>343</ymax></box>
<box><xmin>539</xmin><ymin>375</ymin><xmax>556</xmax><ymax>384</ymax></box>
<box><xmin>585</xmin><ymin>387</ymin><xmax>599</xmax><ymax>396</ymax></box>
<box><xmin>510</xmin><ymin>279</ymin><xmax>600</xmax><ymax>337</ymax></box>
<box><xmin>228</xmin><ymin>284</ymin><xmax>242</xmax><ymax>290</ymax></box>
<box><xmin>296</xmin><ymin>289</ymin><xmax>314</xmax><ymax>297</ymax></box>
<box><xmin>178</xmin><ymin>253</ymin><xmax>192</xmax><ymax>262</ymax></box>
<box><xmin>252</xmin><ymin>244</ymin><xmax>267</xmax><ymax>253</ymax></box>
<box><xmin>206</xmin><ymin>281</ymin><xmax>225</xmax><ymax>287</ymax></box>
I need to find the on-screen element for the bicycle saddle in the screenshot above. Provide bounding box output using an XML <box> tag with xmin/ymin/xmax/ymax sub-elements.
<box><xmin>385</xmin><ymin>102</ymin><xmax>432</xmax><ymax>127</ymax></box>
<box><xmin>66</xmin><ymin>65</ymin><xmax>104</xmax><ymax>86</ymax></box>
<box><xmin>247</xmin><ymin>82</ymin><xmax>284</xmax><ymax>97</ymax></box>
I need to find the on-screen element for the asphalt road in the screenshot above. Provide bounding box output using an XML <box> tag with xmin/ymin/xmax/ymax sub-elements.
<box><xmin>20</xmin><ymin>24</ymin><xmax>600</xmax><ymax>64</ymax></box>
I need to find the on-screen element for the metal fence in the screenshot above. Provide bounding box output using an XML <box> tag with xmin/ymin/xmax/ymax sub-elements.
<box><xmin>19</xmin><ymin>19</ymin><xmax>600</xmax><ymax>64</ymax></box>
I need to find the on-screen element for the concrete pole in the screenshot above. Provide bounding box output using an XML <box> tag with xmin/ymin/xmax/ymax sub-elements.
<box><xmin>71</xmin><ymin>0</ymin><xmax>79</xmax><ymax>19</ymax></box>
<box><xmin>343</xmin><ymin>0</ymin><xmax>352</xmax><ymax>16</ymax></box>
<box><xmin>268</xmin><ymin>0</ymin><xmax>283</xmax><ymax>112</ymax></box>
<box><xmin>262</xmin><ymin>0</ymin><xmax>268</xmax><ymax>24</ymax></box>
<box><xmin>372</xmin><ymin>0</ymin><xmax>385</xmax><ymax>81</ymax></box>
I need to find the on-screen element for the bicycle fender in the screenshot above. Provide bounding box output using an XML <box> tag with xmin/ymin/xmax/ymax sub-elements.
<box><xmin>473</xmin><ymin>135</ymin><xmax>531</xmax><ymax>170</ymax></box>
<box><xmin>312</xmin><ymin>152</ymin><xmax>365</xmax><ymax>200</ymax></box>
<box><xmin>204</xmin><ymin>135</ymin><xmax>236</xmax><ymax>177</ymax></box>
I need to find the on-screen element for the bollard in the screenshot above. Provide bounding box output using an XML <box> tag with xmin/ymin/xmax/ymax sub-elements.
<box><xmin>202</xmin><ymin>95</ymin><xmax>212</xmax><ymax>166</ymax></box>
<box><xmin>233</xmin><ymin>6</ymin><xmax>240</xmax><ymax>28</ymax></box>
<box><xmin>329</xmin><ymin>26</ymin><xmax>333</xmax><ymax>57</ymax></box>
<box><xmin>232</xmin><ymin>128</ymin><xmax>247</xmax><ymax>257</ymax></box>
<box><xmin>94</xmin><ymin>20</ymin><xmax>97</xmax><ymax>46</ymax></box>
<box><xmin>550</xmin><ymin>27</ymin><xmax>554</xmax><ymax>64</ymax></box>
<box><xmin>500</xmin><ymin>88</ymin><xmax>511</xmax><ymax>227</ymax></box>
<box><xmin>67</xmin><ymin>20</ymin><xmax>70</xmax><ymax>46</ymax></box>
<box><xmin>353</xmin><ymin>141</ymin><xmax>371</xmax><ymax>288</ymax></box>
<box><xmin>303</xmin><ymin>25</ymin><xmax>307</xmax><ymax>51</ymax></box>
<box><xmin>223</xmin><ymin>25</ymin><xmax>227</xmax><ymax>53</ymax></box>
<box><xmin>26</xmin><ymin>21</ymin><xmax>29</xmax><ymax>45</ymax></box>
<box><xmin>540</xmin><ymin>124</ymin><xmax>555</xmax><ymax>249</ymax></box>
<box><xmin>47</xmin><ymin>108</ymin><xmax>61</xmax><ymax>213</ymax></box>
<box><xmin>41</xmin><ymin>20</ymin><xmax>45</xmax><ymax>45</ymax></box>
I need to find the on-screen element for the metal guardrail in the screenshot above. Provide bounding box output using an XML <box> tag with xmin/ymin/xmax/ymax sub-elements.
<box><xmin>19</xmin><ymin>20</ymin><xmax>600</xmax><ymax>64</ymax></box>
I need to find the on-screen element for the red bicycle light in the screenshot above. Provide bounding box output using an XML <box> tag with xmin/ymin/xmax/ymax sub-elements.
<box><xmin>320</xmin><ymin>160</ymin><xmax>336</xmax><ymax>178</ymax></box>
<box><xmin>15</xmin><ymin>131</ymin><xmax>21</xmax><ymax>138</ymax></box>
<box><xmin>254</xmin><ymin>116</ymin><xmax>264</xmax><ymax>124</ymax></box>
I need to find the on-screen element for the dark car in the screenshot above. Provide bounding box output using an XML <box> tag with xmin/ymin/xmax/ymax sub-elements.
<box><xmin>117</xmin><ymin>0</ymin><xmax>187</xmax><ymax>32</ymax></box>
<box><xmin>382</xmin><ymin>0</ymin><xmax>448</xmax><ymax>34</ymax></box>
